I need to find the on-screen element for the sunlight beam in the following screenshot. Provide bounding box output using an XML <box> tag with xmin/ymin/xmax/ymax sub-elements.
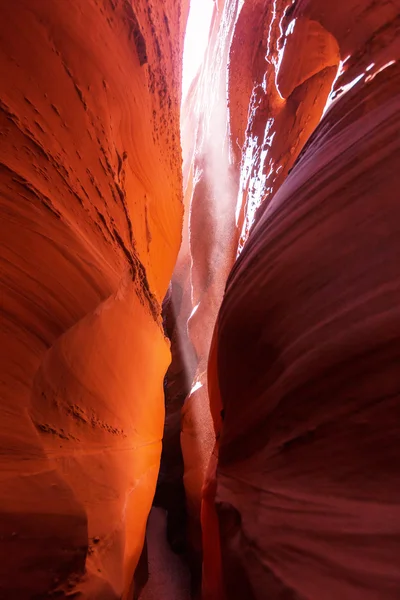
<box><xmin>182</xmin><ymin>0</ymin><xmax>214</xmax><ymax>101</ymax></box>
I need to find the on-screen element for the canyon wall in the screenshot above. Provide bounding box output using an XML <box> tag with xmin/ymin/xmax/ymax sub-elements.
<box><xmin>179</xmin><ymin>0</ymin><xmax>342</xmax><ymax>570</ymax></box>
<box><xmin>180</xmin><ymin>0</ymin><xmax>347</xmax><ymax>552</ymax></box>
<box><xmin>1</xmin><ymin>0</ymin><xmax>399</xmax><ymax>597</ymax></box>
<box><xmin>180</xmin><ymin>1</ymin><xmax>239</xmax><ymax>564</ymax></box>
<box><xmin>0</xmin><ymin>0</ymin><xmax>188</xmax><ymax>598</ymax></box>
<box><xmin>201</xmin><ymin>0</ymin><xmax>400</xmax><ymax>598</ymax></box>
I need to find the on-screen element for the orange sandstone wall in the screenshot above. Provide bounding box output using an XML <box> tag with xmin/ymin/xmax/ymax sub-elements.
<box><xmin>0</xmin><ymin>0</ymin><xmax>187</xmax><ymax>598</ymax></box>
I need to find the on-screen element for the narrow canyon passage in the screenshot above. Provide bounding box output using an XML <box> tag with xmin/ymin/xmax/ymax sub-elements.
<box><xmin>0</xmin><ymin>1</ymin><xmax>400</xmax><ymax>599</ymax></box>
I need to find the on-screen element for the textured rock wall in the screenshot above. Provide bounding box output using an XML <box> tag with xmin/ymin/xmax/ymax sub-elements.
<box><xmin>2</xmin><ymin>0</ymin><xmax>399</xmax><ymax>597</ymax></box>
<box><xmin>180</xmin><ymin>0</ymin><xmax>347</xmax><ymax>554</ymax></box>
<box><xmin>0</xmin><ymin>0</ymin><xmax>187</xmax><ymax>598</ymax></box>
<box><xmin>153</xmin><ymin>80</ymin><xmax>199</xmax><ymax>585</ymax></box>
<box><xmin>180</xmin><ymin>2</ymin><xmax>240</xmax><ymax>563</ymax></box>
<box><xmin>203</xmin><ymin>0</ymin><xmax>400</xmax><ymax>598</ymax></box>
<box><xmin>180</xmin><ymin>0</ymin><xmax>341</xmax><ymax>567</ymax></box>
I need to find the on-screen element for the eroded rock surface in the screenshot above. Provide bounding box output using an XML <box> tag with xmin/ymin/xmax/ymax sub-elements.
<box><xmin>0</xmin><ymin>0</ymin><xmax>187</xmax><ymax>597</ymax></box>
<box><xmin>202</xmin><ymin>1</ymin><xmax>400</xmax><ymax>598</ymax></box>
<box><xmin>1</xmin><ymin>0</ymin><xmax>400</xmax><ymax>598</ymax></box>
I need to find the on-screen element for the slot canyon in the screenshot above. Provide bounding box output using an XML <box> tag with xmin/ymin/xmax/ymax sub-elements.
<box><xmin>0</xmin><ymin>0</ymin><xmax>399</xmax><ymax>598</ymax></box>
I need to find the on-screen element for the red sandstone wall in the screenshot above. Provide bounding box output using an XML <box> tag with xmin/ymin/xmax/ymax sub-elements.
<box><xmin>0</xmin><ymin>0</ymin><xmax>187</xmax><ymax>598</ymax></box>
<box><xmin>179</xmin><ymin>2</ymin><xmax>240</xmax><ymax>561</ymax></box>
<box><xmin>202</xmin><ymin>0</ymin><xmax>400</xmax><ymax>598</ymax></box>
<box><xmin>180</xmin><ymin>0</ymin><xmax>341</xmax><ymax>565</ymax></box>
<box><xmin>180</xmin><ymin>0</ymin><xmax>344</xmax><ymax>547</ymax></box>
<box><xmin>2</xmin><ymin>0</ymin><xmax>399</xmax><ymax>597</ymax></box>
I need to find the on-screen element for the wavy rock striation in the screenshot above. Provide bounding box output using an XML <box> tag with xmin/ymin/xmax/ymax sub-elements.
<box><xmin>202</xmin><ymin>0</ymin><xmax>400</xmax><ymax>598</ymax></box>
<box><xmin>0</xmin><ymin>0</ymin><xmax>187</xmax><ymax>598</ymax></box>
<box><xmin>1</xmin><ymin>0</ymin><xmax>400</xmax><ymax>598</ymax></box>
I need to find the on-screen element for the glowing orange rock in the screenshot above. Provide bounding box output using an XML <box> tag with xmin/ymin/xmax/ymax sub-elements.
<box><xmin>30</xmin><ymin>281</ymin><xmax>170</xmax><ymax>598</ymax></box>
<box><xmin>0</xmin><ymin>0</ymin><xmax>187</xmax><ymax>597</ymax></box>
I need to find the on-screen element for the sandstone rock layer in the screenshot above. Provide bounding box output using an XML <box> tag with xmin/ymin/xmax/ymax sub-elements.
<box><xmin>203</xmin><ymin>1</ymin><xmax>400</xmax><ymax>598</ymax></box>
<box><xmin>0</xmin><ymin>0</ymin><xmax>187</xmax><ymax>598</ymax></box>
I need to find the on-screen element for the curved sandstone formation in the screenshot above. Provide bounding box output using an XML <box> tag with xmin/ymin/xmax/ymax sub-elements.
<box><xmin>0</xmin><ymin>0</ymin><xmax>187</xmax><ymax>597</ymax></box>
<box><xmin>181</xmin><ymin>0</ymin><xmax>352</xmax><ymax>552</ymax></box>
<box><xmin>1</xmin><ymin>0</ymin><xmax>400</xmax><ymax>597</ymax></box>
<box><xmin>204</xmin><ymin>0</ymin><xmax>400</xmax><ymax>598</ymax></box>
<box><xmin>180</xmin><ymin>2</ymin><xmax>240</xmax><ymax>563</ymax></box>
